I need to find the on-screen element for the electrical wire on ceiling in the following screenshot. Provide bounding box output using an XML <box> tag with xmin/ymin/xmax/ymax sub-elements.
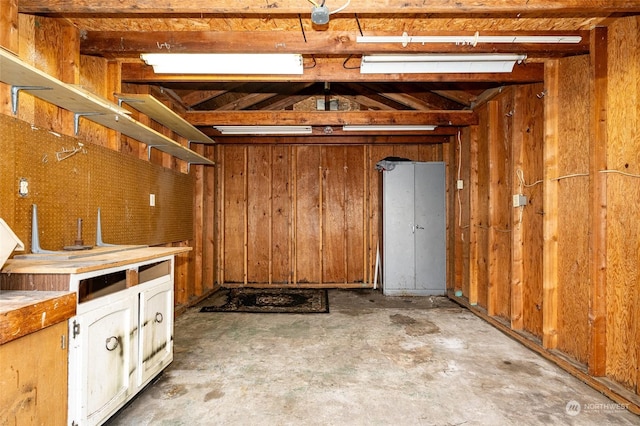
<box><xmin>330</xmin><ymin>0</ymin><xmax>351</xmax><ymax>14</ymax></box>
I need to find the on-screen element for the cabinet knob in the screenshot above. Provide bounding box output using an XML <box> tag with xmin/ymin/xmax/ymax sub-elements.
<box><xmin>155</xmin><ymin>312</ymin><xmax>164</xmax><ymax>323</ymax></box>
<box><xmin>105</xmin><ymin>336</ymin><xmax>120</xmax><ymax>351</ymax></box>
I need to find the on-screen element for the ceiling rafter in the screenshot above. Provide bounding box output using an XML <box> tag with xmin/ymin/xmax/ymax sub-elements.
<box><xmin>19</xmin><ymin>0</ymin><xmax>640</xmax><ymax>15</ymax></box>
<box><xmin>121</xmin><ymin>61</ymin><xmax>545</xmax><ymax>84</ymax></box>
<box><xmin>185</xmin><ymin>110</ymin><xmax>477</xmax><ymax>127</ymax></box>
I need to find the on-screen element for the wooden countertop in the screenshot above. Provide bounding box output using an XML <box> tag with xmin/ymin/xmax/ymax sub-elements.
<box><xmin>2</xmin><ymin>246</ymin><xmax>192</xmax><ymax>274</ymax></box>
<box><xmin>0</xmin><ymin>291</ymin><xmax>76</xmax><ymax>345</ymax></box>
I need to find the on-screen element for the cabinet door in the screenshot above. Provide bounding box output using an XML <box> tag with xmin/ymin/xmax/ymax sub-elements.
<box><xmin>383</xmin><ymin>162</ymin><xmax>416</xmax><ymax>293</ymax></box>
<box><xmin>414</xmin><ymin>162</ymin><xmax>446</xmax><ymax>294</ymax></box>
<box><xmin>0</xmin><ymin>321</ymin><xmax>68</xmax><ymax>425</ymax></box>
<box><xmin>68</xmin><ymin>295</ymin><xmax>137</xmax><ymax>426</ymax></box>
<box><xmin>138</xmin><ymin>279</ymin><xmax>173</xmax><ymax>386</ymax></box>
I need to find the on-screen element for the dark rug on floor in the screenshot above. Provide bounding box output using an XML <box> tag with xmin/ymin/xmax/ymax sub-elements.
<box><xmin>199</xmin><ymin>288</ymin><xmax>329</xmax><ymax>313</ymax></box>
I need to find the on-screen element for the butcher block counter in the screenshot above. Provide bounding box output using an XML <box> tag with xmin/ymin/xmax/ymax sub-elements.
<box><xmin>2</xmin><ymin>245</ymin><xmax>191</xmax><ymax>275</ymax></box>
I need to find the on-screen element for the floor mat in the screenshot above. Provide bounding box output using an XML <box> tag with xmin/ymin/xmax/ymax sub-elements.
<box><xmin>200</xmin><ymin>287</ymin><xmax>329</xmax><ymax>313</ymax></box>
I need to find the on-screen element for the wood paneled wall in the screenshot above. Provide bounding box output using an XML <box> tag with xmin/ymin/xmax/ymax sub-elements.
<box><xmin>453</xmin><ymin>21</ymin><xmax>640</xmax><ymax>411</ymax></box>
<box><xmin>214</xmin><ymin>144</ymin><xmax>444</xmax><ymax>287</ymax></box>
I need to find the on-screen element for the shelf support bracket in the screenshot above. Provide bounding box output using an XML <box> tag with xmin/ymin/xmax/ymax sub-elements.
<box><xmin>74</xmin><ymin>112</ymin><xmax>104</xmax><ymax>135</ymax></box>
<box><xmin>117</xmin><ymin>97</ymin><xmax>143</xmax><ymax>108</ymax></box>
<box><xmin>11</xmin><ymin>86</ymin><xmax>52</xmax><ymax>115</ymax></box>
<box><xmin>30</xmin><ymin>204</ymin><xmax>62</xmax><ymax>254</ymax></box>
<box><xmin>96</xmin><ymin>207</ymin><xmax>116</xmax><ymax>247</ymax></box>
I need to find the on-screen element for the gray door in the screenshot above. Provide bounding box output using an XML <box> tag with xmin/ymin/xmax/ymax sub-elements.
<box><xmin>382</xmin><ymin>161</ymin><xmax>445</xmax><ymax>295</ymax></box>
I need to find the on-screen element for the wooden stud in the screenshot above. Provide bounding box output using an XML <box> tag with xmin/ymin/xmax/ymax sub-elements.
<box><xmin>543</xmin><ymin>59</ymin><xmax>560</xmax><ymax>349</ymax></box>
<box><xmin>511</xmin><ymin>88</ymin><xmax>525</xmax><ymax>331</ymax></box>
<box><xmin>193</xmin><ymin>147</ymin><xmax>205</xmax><ymax>296</ymax></box>
<box><xmin>204</xmin><ymin>145</ymin><xmax>215</xmax><ymax>292</ymax></box>
<box><xmin>588</xmin><ymin>26</ymin><xmax>608</xmax><ymax>377</ymax></box>
<box><xmin>488</xmin><ymin>94</ymin><xmax>514</xmax><ymax>320</ymax></box>
<box><xmin>468</xmin><ymin>124</ymin><xmax>480</xmax><ymax>306</ymax></box>
<box><xmin>243</xmin><ymin>146</ymin><xmax>248</xmax><ymax>286</ymax></box>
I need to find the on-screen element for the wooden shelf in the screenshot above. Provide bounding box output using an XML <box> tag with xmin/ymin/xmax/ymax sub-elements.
<box><xmin>116</xmin><ymin>93</ymin><xmax>215</xmax><ymax>144</ymax></box>
<box><xmin>0</xmin><ymin>47</ymin><xmax>214</xmax><ymax>167</ymax></box>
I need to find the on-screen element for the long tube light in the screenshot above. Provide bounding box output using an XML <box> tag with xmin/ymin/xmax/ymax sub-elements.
<box><xmin>140</xmin><ymin>53</ymin><xmax>304</xmax><ymax>75</ymax></box>
<box><xmin>357</xmin><ymin>32</ymin><xmax>582</xmax><ymax>47</ymax></box>
<box><xmin>343</xmin><ymin>125</ymin><xmax>437</xmax><ymax>131</ymax></box>
<box><xmin>360</xmin><ymin>54</ymin><xmax>527</xmax><ymax>74</ymax></box>
<box><xmin>214</xmin><ymin>126</ymin><xmax>313</xmax><ymax>135</ymax></box>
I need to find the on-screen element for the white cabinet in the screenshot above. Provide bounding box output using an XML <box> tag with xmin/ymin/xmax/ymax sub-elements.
<box><xmin>382</xmin><ymin>161</ymin><xmax>446</xmax><ymax>296</ymax></box>
<box><xmin>138</xmin><ymin>278</ymin><xmax>173</xmax><ymax>386</ymax></box>
<box><xmin>67</xmin><ymin>257</ymin><xmax>174</xmax><ymax>426</ymax></box>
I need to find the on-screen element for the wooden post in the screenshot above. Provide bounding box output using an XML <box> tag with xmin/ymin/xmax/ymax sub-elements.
<box><xmin>468</xmin><ymin>125</ymin><xmax>480</xmax><ymax>306</ymax></box>
<box><xmin>543</xmin><ymin>59</ymin><xmax>560</xmax><ymax>349</ymax></box>
<box><xmin>217</xmin><ymin>145</ymin><xmax>225</xmax><ymax>285</ymax></box>
<box><xmin>243</xmin><ymin>146</ymin><xmax>248</xmax><ymax>286</ymax></box>
<box><xmin>588</xmin><ymin>26</ymin><xmax>608</xmax><ymax>377</ymax></box>
<box><xmin>487</xmin><ymin>100</ymin><xmax>500</xmax><ymax>317</ymax></box>
<box><xmin>511</xmin><ymin>88</ymin><xmax>525</xmax><ymax>331</ymax></box>
<box><xmin>193</xmin><ymin>147</ymin><xmax>205</xmax><ymax>296</ymax></box>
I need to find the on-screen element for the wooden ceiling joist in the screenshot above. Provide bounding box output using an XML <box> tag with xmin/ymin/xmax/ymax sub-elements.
<box><xmin>207</xmin><ymin>135</ymin><xmax>452</xmax><ymax>145</ymax></box>
<box><xmin>19</xmin><ymin>0</ymin><xmax>640</xmax><ymax>15</ymax></box>
<box><xmin>81</xmin><ymin>30</ymin><xmax>590</xmax><ymax>58</ymax></box>
<box><xmin>186</xmin><ymin>110</ymin><xmax>477</xmax><ymax>127</ymax></box>
<box><xmin>122</xmin><ymin>61</ymin><xmax>544</xmax><ymax>84</ymax></box>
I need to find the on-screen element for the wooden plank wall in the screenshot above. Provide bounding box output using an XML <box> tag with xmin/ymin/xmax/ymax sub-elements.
<box><xmin>215</xmin><ymin>144</ymin><xmax>443</xmax><ymax>287</ymax></box>
<box><xmin>454</xmin><ymin>20</ymin><xmax>640</xmax><ymax>409</ymax></box>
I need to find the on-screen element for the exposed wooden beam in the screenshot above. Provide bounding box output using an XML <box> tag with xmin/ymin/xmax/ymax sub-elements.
<box><xmin>20</xmin><ymin>0</ymin><xmax>640</xmax><ymax>15</ymax></box>
<box><xmin>205</xmin><ymin>135</ymin><xmax>451</xmax><ymax>145</ymax></box>
<box><xmin>121</xmin><ymin>61</ymin><xmax>544</xmax><ymax>84</ymax></box>
<box><xmin>186</xmin><ymin>110</ymin><xmax>477</xmax><ymax>126</ymax></box>
<box><xmin>362</xmin><ymin>83</ymin><xmax>466</xmax><ymax>110</ymax></box>
<box><xmin>181</xmin><ymin>88</ymin><xmax>238</xmax><ymax>108</ymax></box>
<box><xmin>80</xmin><ymin>31</ymin><xmax>590</xmax><ymax>58</ymax></box>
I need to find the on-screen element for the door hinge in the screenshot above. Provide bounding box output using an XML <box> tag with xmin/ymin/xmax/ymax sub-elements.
<box><xmin>72</xmin><ymin>320</ymin><xmax>80</xmax><ymax>338</ymax></box>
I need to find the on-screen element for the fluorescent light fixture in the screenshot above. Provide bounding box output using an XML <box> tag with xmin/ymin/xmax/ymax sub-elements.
<box><xmin>214</xmin><ymin>126</ymin><xmax>313</xmax><ymax>135</ymax></box>
<box><xmin>360</xmin><ymin>54</ymin><xmax>527</xmax><ymax>74</ymax></box>
<box><xmin>140</xmin><ymin>53</ymin><xmax>304</xmax><ymax>75</ymax></box>
<box><xmin>357</xmin><ymin>33</ymin><xmax>582</xmax><ymax>46</ymax></box>
<box><xmin>343</xmin><ymin>125</ymin><xmax>437</xmax><ymax>132</ymax></box>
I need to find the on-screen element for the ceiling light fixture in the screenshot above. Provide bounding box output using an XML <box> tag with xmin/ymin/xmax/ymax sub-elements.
<box><xmin>342</xmin><ymin>125</ymin><xmax>438</xmax><ymax>132</ymax></box>
<box><xmin>140</xmin><ymin>53</ymin><xmax>304</xmax><ymax>75</ymax></box>
<box><xmin>214</xmin><ymin>126</ymin><xmax>313</xmax><ymax>135</ymax></box>
<box><xmin>360</xmin><ymin>54</ymin><xmax>527</xmax><ymax>74</ymax></box>
<box><xmin>357</xmin><ymin>32</ymin><xmax>582</xmax><ymax>47</ymax></box>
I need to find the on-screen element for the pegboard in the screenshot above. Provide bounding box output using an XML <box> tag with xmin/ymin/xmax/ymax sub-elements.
<box><xmin>1</xmin><ymin>114</ymin><xmax>194</xmax><ymax>252</ymax></box>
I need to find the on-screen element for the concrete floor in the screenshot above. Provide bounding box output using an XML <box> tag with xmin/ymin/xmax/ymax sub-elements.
<box><xmin>108</xmin><ymin>290</ymin><xmax>639</xmax><ymax>425</ymax></box>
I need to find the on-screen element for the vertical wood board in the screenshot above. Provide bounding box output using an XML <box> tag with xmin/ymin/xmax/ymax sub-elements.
<box><xmin>247</xmin><ymin>146</ymin><xmax>271</xmax><ymax>283</ymax></box>
<box><xmin>605</xmin><ymin>16</ymin><xmax>640</xmax><ymax>391</ymax></box>
<box><xmin>555</xmin><ymin>55</ymin><xmax>591</xmax><ymax>364</ymax></box>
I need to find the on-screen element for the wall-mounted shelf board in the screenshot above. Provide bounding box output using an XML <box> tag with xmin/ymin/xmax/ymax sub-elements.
<box><xmin>0</xmin><ymin>47</ymin><xmax>214</xmax><ymax>166</ymax></box>
<box><xmin>116</xmin><ymin>93</ymin><xmax>215</xmax><ymax>145</ymax></box>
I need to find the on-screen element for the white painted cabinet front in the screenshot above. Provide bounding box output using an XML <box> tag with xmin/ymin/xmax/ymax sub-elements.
<box><xmin>67</xmin><ymin>257</ymin><xmax>174</xmax><ymax>426</ymax></box>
